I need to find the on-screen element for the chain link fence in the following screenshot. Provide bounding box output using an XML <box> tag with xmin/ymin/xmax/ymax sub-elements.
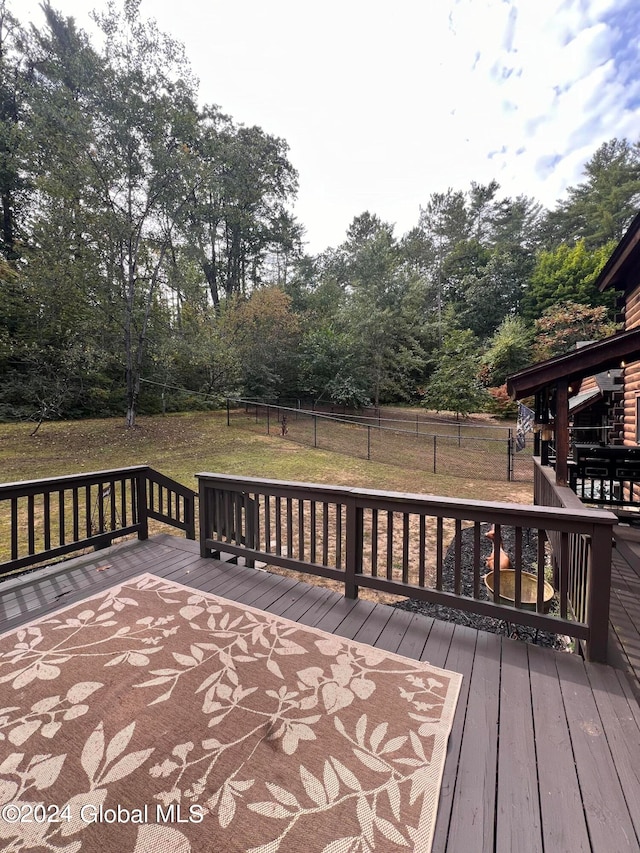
<box><xmin>227</xmin><ymin>399</ymin><xmax>533</xmax><ymax>483</ymax></box>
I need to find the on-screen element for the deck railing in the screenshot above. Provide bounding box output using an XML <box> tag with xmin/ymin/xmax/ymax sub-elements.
<box><xmin>198</xmin><ymin>471</ymin><xmax>617</xmax><ymax>661</ymax></box>
<box><xmin>0</xmin><ymin>466</ymin><xmax>196</xmax><ymax>577</ymax></box>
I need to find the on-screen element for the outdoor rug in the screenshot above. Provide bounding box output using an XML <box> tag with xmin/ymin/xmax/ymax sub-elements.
<box><xmin>0</xmin><ymin>573</ymin><xmax>462</xmax><ymax>853</ymax></box>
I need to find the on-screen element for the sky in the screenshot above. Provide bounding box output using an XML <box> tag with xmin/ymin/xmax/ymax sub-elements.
<box><xmin>17</xmin><ymin>0</ymin><xmax>640</xmax><ymax>254</ymax></box>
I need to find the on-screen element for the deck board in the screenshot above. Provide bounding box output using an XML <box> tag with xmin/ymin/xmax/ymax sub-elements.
<box><xmin>496</xmin><ymin>639</ymin><xmax>542</xmax><ymax>853</ymax></box>
<box><xmin>2</xmin><ymin>534</ymin><xmax>640</xmax><ymax>853</ymax></box>
<box><xmin>528</xmin><ymin>643</ymin><xmax>592</xmax><ymax>853</ymax></box>
<box><xmin>585</xmin><ymin>662</ymin><xmax>640</xmax><ymax>843</ymax></box>
<box><xmin>556</xmin><ymin>652</ymin><xmax>640</xmax><ymax>852</ymax></box>
<box><xmin>445</xmin><ymin>629</ymin><xmax>501</xmax><ymax>853</ymax></box>
<box><xmin>431</xmin><ymin>624</ymin><xmax>477</xmax><ymax>853</ymax></box>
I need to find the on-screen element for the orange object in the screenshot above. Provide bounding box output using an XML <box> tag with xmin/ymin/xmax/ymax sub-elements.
<box><xmin>486</xmin><ymin>548</ymin><xmax>511</xmax><ymax>570</ymax></box>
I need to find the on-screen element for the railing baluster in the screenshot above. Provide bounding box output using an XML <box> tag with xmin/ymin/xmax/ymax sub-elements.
<box><xmin>436</xmin><ymin>517</ymin><xmax>443</xmax><ymax>590</ymax></box>
<box><xmin>97</xmin><ymin>484</ymin><xmax>105</xmax><ymax>534</ymax></box>
<box><xmin>310</xmin><ymin>501</ymin><xmax>316</xmax><ymax>563</ymax></box>
<box><xmin>514</xmin><ymin>527</ymin><xmax>522</xmax><ymax>608</ymax></box>
<box><xmin>386</xmin><ymin>511</ymin><xmax>393</xmax><ymax>580</ymax></box>
<box><xmin>265</xmin><ymin>495</ymin><xmax>271</xmax><ymax>553</ymax></box>
<box><xmin>44</xmin><ymin>491</ymin><xmax>51</xmax><ymax>551</ymax></box>
<box><xmin>473</xmin><ymin>521</ymin><xmax>480</xmax><ymax>598</ymax></box>
<box><xmin>27</xmin><ymin>495</ymin><xmax>35</xmax><ymax>554</ymax></box>
<box><xmin>402</xmin><ymin>513</ymin><xmax>409</xmax><ymax>584</ymax></box>
<box><xmin>275</xmin><ymin>496</ymin><xmax>282</xmax><ymax>556</ymax></box>
<box><xmin>109</xmin><ymin>480</ymin><xmax>117</xmax><ymax>531</ymax></box>
<box><xmin>493</xmin><ymin>524</ymin><xmax>501</xmax><ymax>603</ymax></box>
<box><xmin>224</xmin><ymin>491</ymin><xmax>233</xmax><ymax>545</ymax></box>
<box><xmin>121</xmin><ymin>480</ymin><xmax>128</xmax><ymax>527</ymax></box>
<box><xmin>11</xmin><ymin>497</ymin><xmax>18</xmax><ymax>560</ymax></box>
<box><xmin>73</xmin><ymin>488</ymin><xmax>80</xmax><ymax>541</ymax></box>
<box><xmin>418</xmin><ymin>514</ymin><xmax>426</xmax><ymax>587</ymax></box>
<box><xmin>59</xmin><ymin>490</ymin><xmax>66</xmax><ymax>546</ymax></box>
<box><xmin>454</xmin><ymin>519</ymin><xmax>462</xmax><ymax>596</ymax></box>
<box><xmin>371</xmin><ymin>509</ymin><xmax>378</xmax><ymax>577</ymax></box>
<box><xmin>322</xmin><ymin>502</ymin><xmax>329</xmax><ymax>565</ymax></box>
<box><xmin>336</xmin><ymin>504</ymin><xmax>343</xmax><ymax>570</ymax></box>
<box><xmin>298</xmin><ymin>499</ymin><xmax>304</xmax><ymax>562</ymax></box>
<box><xmin>559</xmin><ymin>531</ymin><xmax>569</xmax><ymax>619</ymax></box>
<box><xmin>286</xmin><ymin>498</ymin><xmax>293</xmax><ymax>558</ymax></box>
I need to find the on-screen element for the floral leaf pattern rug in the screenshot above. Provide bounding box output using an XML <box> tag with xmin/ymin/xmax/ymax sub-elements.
<box><xmin>0</xmin><ymin>573</ymin><xmax>462</xmax><ymax>853</ymax></box>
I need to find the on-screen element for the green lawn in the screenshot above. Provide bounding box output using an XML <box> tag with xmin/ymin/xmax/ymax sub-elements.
<box><xmin>0</xmin><ymin>411</ymin><xmax>533</xmax><ymax>504</ymax></box>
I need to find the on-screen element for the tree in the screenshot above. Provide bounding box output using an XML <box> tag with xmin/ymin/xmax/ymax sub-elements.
<box><xmin>225</xmin><ymin>287</ymin><xmax>300</xmax><ymax>400</ymax></box>
<box><xmin>522</xmin><ymin>239</ymin><xmax>616</xmax><ymax>320</ymax></box>
<box><xmin>532</xmin><ymin>301</ymin><xmax>618</xmax><ymax>361</ymax></box>
<box><xmin>183</xmin><ymin>111</ymin><xmax>299</xmax><ymax>309</ymax></box>
<box><xmin>0</xmin><ymin>0</ymin><xmax>29</xmax><ymax>261</ymax></box>
<box><xmin>298</xmin><ymin>327</ymin><xmax>369</xmax><ymax>408</ymax></box>
<box><xmin>543</xmin><ymin>138</ymin><xmax>640</xmax><ymax>248</ymax></box>
<box><xmin>422</xmin><ymin>328</ymin><xmax>487</xmax><ymax>418</ymax></box>
<box><xmin>336</xmin><ymin>213</ymin><xmax>429</xmax><ymax>406</ymax></box>
<box><xmin>482</xmin><ymin>316</ymin><xmax>532</xmax><ymax>386</ymax></box>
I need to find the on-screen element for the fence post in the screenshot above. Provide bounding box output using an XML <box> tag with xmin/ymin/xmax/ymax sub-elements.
<box><xmin>267</xmin><ymin>406</ymin><xmax>270</xmax><ymax>435</ymax></box>
<box><xmin>367</xmin><ymin>425</ymin><xmax>371</xmax><ymax>460</ymax></box>
<box><xmin>433</xmin><ymin>435</ymin><xmax>437</xmax><ymax>473</ymax></box>
<box><xmin>458</xmin><ymin>423</ymin><xmax>461</xmax><ymax>447</ymax></box>
<box><xmin>507</xmin><ymin>434</ymin><xmax>512</xmax><ymax>482</ymax></box>
<box><xmin>226</xmin><ymin>398</ymin><xmax>230</xmax><ymax>427</ymax></box>
<box><xmin>416</xmin><ymin>414</ymin><xmax>419</xmax><ymax>436</ymax></box>
<box><xmin>314</xmin><ymin>415</ymin><xmax>317</xmax><ymax>448</ymax></box>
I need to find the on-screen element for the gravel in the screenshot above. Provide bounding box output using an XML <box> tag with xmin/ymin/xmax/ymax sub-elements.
<box><xmin>393</xmin><ymin>524</ymin><xmax>571</xmax><ymax>651</ymax></box>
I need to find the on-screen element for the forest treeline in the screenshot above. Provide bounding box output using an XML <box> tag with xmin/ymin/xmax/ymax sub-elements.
<box><xmin>1</xmin><ymin>1</ymin><xmax>640</xmax><ymax>427</ymax></box>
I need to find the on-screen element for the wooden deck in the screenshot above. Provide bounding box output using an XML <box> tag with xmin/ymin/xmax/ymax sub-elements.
<box><xmin>610</xmin><ymin>525</ymin><xmax>640</xmax><ymax>699</ymax></box>
<box><xmin>2</xmin><ymin>534</ymin><xmax>640</xmax><ymax>853</ymax></box>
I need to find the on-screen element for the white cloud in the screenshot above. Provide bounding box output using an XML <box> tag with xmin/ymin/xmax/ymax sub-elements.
<box><xmin>15</xmin><ymin>0</ymin><xmax>640</xmax><ymax>252</ymax></box>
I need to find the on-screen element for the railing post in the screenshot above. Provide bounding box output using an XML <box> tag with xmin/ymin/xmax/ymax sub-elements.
<box><xmin>584</xmin><ymin>520</ymin><xmax>613</xmax><ymax>662</ymax></box>
<box><xmin>184</xmin><ymin>491</ymin><xmax>196</xmax><ymax>540</ymax></box>
<box><xmin>136</xmin><ymin>472</ymin><xmax>149</xmax><ymax>541</ymax></box>
<box><xmin>198</xmin><ymin>479</ymin><xmax>211</xmax><ymax>557</ymax></box>
<box><xmin>345</xmin><ymin>499</ymin><xmax>363</xmax><ymax>599</ymax></box>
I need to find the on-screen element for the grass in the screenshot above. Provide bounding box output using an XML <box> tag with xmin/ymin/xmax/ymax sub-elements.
<box><xmin>0</xmin><ymin>410</ymin><xmax>533</xmax><ymax>504</ymax></box>
<box><xmin>0</xmin><ymin>411</ymin><xmax>536</xmax><ymax>596</ymax></box>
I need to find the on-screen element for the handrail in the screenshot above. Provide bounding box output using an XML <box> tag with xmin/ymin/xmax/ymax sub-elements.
<box><xmin>198</xmin><ymin>471</ymin><xmax>617</xmax><ymax>662</ymax></box>
<box><xmin>0</xmin><ymin>467</ymin><xmax>196</xmax><ymax>577</ymax></box>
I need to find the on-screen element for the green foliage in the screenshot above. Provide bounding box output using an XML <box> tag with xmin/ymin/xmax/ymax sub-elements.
<box><xmin>422</xmin><ymin>328</ymin><xmax>488</xmax><ymax>419</ymax></box>
<box><xmin>225</xmin><ymin>287</ymin><xmax>301</xmax><ymax>401</ymax></box>
<box><xmin>482</xmin><ymin>317</ymin><xmax>533</xmax><ymax>386</ymax></box>
<box><xmin>523</xmin><ymin>239</ymin><xmax>616</xmax><ymax>320</ymax></box>
<box><xmin>542</xmin><ymin>138</ymin><xmax>640</xmax><ymax>248</ymax></box>
<box><xmin>532</xmin><ymin>301</ymin><xmax>619</xmax><ymax>361</ymax></box>
<box><xmin>2</xmin><ymin>0</ymin><xmax>639</xmax><ymax>427</ymax></box>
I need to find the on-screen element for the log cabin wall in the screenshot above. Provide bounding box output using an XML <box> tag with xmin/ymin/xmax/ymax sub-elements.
<box><xmin>623</xmin><ymin>285</ymin><xmax>640</xmax><ymax>445</ymax></box>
